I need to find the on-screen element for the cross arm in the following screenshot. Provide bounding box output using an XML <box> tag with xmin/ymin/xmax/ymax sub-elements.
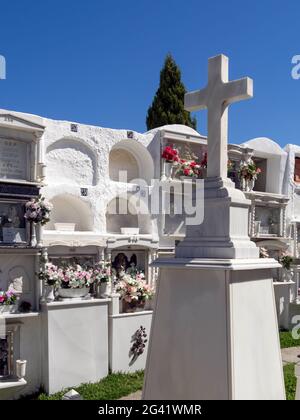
<box><xmin>184</xmin><ymin>87</ymin><xmax>208</xmax><ymax>112</ymax></box>
<box><xmin>222</xmin><ymin>77</ymin><xmax>253</xmax><ymax>106</ymax></box>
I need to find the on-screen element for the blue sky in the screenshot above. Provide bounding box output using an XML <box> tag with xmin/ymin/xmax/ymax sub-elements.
<box><xmin>0</xmin><ymin>0</ymin><xmax>299</xmax><ymax>147</ymax></box>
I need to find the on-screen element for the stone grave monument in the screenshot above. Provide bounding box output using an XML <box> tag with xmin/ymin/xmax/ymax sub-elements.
<box><xmin>143</xmin><ymin>55</ymin><xmax>285</xmax><ymax>400</ymax></box>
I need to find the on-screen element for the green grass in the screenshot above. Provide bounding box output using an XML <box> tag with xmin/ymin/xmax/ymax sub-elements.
<box><xmin>37</xmin><ymin>371</ymin><xmax>144</xmax><ymax>400</ymax></box>
<box><xmin>31</xmin><ymin>365</ymin><xmax>298</xmax><ymax>400</ymax></box>
<box><xmin>280</xmin><ymin>331</ymin><xmax>300</xmax><ymax>349</ymax></box>
<box><xmin>280</xmin><ymin>331</ymin><xmax>299</xmax><ymax>400</ymax></box>
<box><xmin>283</xmin><ymin>364</ymin><xmax>297</xmax><ymax>400</ymax></box>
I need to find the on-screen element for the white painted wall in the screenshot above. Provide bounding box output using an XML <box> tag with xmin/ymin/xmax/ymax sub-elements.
<box><xmin>41</xmin><ymin>117</ymin><xmax>156</xmax><ymax>236</ymax></box>
<box><xmin>109</xmin><ymin>311</ymin><xmax>153</xmax><ymax>373</ymax></box>
<box><xmin>41</xmin><ymin>299</ymin><xmax>109</xmax><ymax>395</ymax></box>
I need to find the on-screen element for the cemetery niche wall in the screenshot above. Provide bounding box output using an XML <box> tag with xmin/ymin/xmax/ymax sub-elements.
<box><xmin>0</xmin><ymin>85</ymin><xmax>300</xmax><ymax>399</ymax></box>
<box><xmin>0</xmin><ymin>113</ymin><xmax>45</xmax><ymax>399</ymax></box>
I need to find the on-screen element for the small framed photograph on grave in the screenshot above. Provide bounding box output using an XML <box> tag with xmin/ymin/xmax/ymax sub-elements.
<box><xmin>0</xmin><ymin>201</ymin><xmax>27</xmax><ymax>244</ymax></box>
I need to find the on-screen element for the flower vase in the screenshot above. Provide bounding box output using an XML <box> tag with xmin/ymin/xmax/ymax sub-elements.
<box><xmin>58</xmin><ymin>287</ymin><xmax>90</xmax><ymax>299</ymax></box>
<box><xmin>200</xmin><ymin>168</ymin><xmax>207</xmax><ymax>179</ymax></box>
<box><xmin>0</xmin><ymin>304</ymin><xmax>17</xmax><ymax>314</ymax></box>
<box><xmin>16</xmin><ymin>360</ymin><xmax>27</xmax><ymax>379</ymax></box>
<box><xmin>163</xmin><ymin>162</ymin><xmax>173</xmax><ymax>180</ymax></box>
<box><xmin>36</xmin><ymin>223</ymin><xmax>43</xmax><ymax>247</ymax></box>
<box><xmin>281</xmin><ymin>268</ymin><xmax>292</xmax><ymax>283</ymax></box>
<box><xmin>240</xmin><ymin>178</ymin><xmax>245</xmax><ymax>191</ymax></box>
<box><xmin>254</xmin><ymin>221</ymin><xmax>261</xmax><ymax>237</ymax></box>
<box><xmin>100</xmin><ymin>281</ymin><xmax>110</xmax><ymax>298</ymax></box>
<box><xmin>30</xmin><ymin>222</ymin><xmax>37</xmax><ymax>247</ymax></box>
<box><xmin>89</xmin><ymin>282</ymin><xmax>97</xmax><ymax>297</ymax></box>
<box><xmin>248</xmin><ymin>178</ymin><xmax>255</xmax><ymax>192</ymax></box>
<box><xmin>241</xmin><ymin>178</ymin><xmax>255</xmax><ymax>192</ymax></box>
<box><xmin>45</xmin><ymin>284</ymin><xmax>55</xmax><ymax>303</ymax></box>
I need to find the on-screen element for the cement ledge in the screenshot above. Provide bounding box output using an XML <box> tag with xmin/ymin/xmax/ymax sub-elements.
<box><xmin>41</xmin><ymin>298</ymin><xmax>110</xmax><ymax>310</ymax></box>
<box><xmin>0</xmin><ymin>377</ymin><xmax>27</xmax><ymax>390</ymax></box>
<box><xmin>110</xmin><ymin>310</ymin><xmax>153</xmax><ymax>319</ymax></box>
<box><xmin>152</xmin><ymin>257</ymin><xmax>280</xmax><ymax>271</ymax></box>
<box><xmin>0</xmin><ymin>312</ymin><xmax>40</xmax><ymax>320</ymax></box>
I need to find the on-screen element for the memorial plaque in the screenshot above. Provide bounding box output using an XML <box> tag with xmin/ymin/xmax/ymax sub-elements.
<box><xmin>0</xmin><ymin>202</ymin><xmax>27</xmax><ymax>244</ymax></box>
<box><xmin>2</xmin><ymin>227</ymin><xmax>15</xmax><ymax>243</ymax></box>
<box><xmin>0</xmin><ymin>139</ymin><xmax>28</xmax><ymax>180</ymax></box>
<box><xmin>2</xmin><ymin>227</ymin><xmax>26</xmax><ymax>243</ymax></box>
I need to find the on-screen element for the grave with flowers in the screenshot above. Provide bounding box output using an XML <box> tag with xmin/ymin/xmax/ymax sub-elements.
<box><xmin>37</xmin><ymin>255</ymin><xmax>114</xmax><ymax>393</ymax></box>
<box><xmin>108</xmin><ymin>283</ymin><xmax>154</xmax><ymax>373</ymax></box>
<box><xmin>161</xmin><ymin>144</ymin><xmax>206</xmax><ymax>180</ymax></box>
<box><xmin>0</xmin><ymin>115</ymin><xmax>47</xmax><ymax>399</ymax></box>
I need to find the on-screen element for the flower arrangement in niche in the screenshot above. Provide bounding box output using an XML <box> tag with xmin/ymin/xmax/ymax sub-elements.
<box><xmin>238</xmin><ymin>159</ymin><xmax>261</xmax><ymax>181</ymax></box>
<box><xmin>161</xmin><ymin>145</ymin><xmax>180</xmax><ymax>163</ymax></box>
<box><xmin>39</xmin><ymin>262</ymin><xmax>113</xmax><ymax>290</ymax></box>
<box><xmin>0</xmin><ymin>289</ymin><xmax>17</xmax><ymax>306</ymax></box>
<box><xmin>176</xmin><ymin>159</ymin><xmax>201</xmax><ymax>177</ymax></box>
<box><xmin>162</xmin><ymin>144</ymin><xmax>208</xmax><ymax>179</ymax></box>
<box><xmin>238</xmin><ymin>159</ymin><xmax>261</xmax><ymax>192</ymax></box>
<box><xmin>116</xmin><ymin>271</ymin><xmax>154</xmax><ymax>312</ymax></box>
<box><xmin>39</xmin><ymin>262</ymin><xmax>65</xmax><ymax>286</ymax></box>
<box><xmin>57</xmin><ymin>265</ymin><xmax>94</xmax><ymax>289</ymax></box>
<box><xmin>279</xmin><ymin>252</ymin><xmax>293</xmax><ymax>270</ymax></box>
<box><xmin>92</xmin><ymin>261</ymin><xmax>111</xmax><ymax>284</ymax></box>
<box><xmin>25</xmin><ymin>196</ymin><xmax>53</xmax><ymax>225</ymax></box>
<box><xmin>176</xmin><ymin>146</ymin><xmax>202</xmax><ymax>178</ymax></box>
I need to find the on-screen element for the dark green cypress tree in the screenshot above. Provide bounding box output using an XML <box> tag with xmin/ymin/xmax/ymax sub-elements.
<box><xmin>146</xmin><ymin>54</ymin><xmax>197</xmax><ymax>131</ymax></box>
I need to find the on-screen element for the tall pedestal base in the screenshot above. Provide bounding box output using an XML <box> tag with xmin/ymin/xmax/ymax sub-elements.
<box><xmin>143</xmin><ymin>259</ymin><xmax>285</xmax><ymax>400</ymax></box>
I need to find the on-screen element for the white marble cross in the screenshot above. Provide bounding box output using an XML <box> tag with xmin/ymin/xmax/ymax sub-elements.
<box><xmin>185</xmin><ymin>54</ymin><xmax>253</xmax><ymax>178</ymax></box>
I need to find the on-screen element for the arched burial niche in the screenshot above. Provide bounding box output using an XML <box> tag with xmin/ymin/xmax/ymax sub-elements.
<box><xmin>106</xmin><ymin>196</ymin><xmax>151</xmax><ymax>234</ymax></box>
<box><xmin>240</xmin><ymin>137</ymin><xmax>287</xmax><ymax>194</ymax></box>
<box><xmin>46</xmin><ymin>138</ymin><xmax>97</xmax><ymax>186</ymax></box>
<box><xmin>47</xmin><ymin>194</ymin><xmax>93</xmax><ymax>231</ymax></box>
<box><xmin>109</xmin><ymin>140</ymin><xmax>154</xmax><ymax>184</ymax></box>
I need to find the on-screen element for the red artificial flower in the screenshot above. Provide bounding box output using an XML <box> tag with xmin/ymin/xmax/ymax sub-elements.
<box><xmin>184</xmin><ymin>168</ymin><xmax>190</xmax><ymax>176</ymax></box>
<box><xmin>162</xmin><ymin>145</ymin><xmax>178</xmax><ymax>162</ymax></box>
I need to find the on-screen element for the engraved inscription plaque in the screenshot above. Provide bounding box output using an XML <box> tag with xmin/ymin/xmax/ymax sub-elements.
<box><xmin>0</xmin><ymin>139</ymin><xmax>28</xmax><ymax>180</ymax></box>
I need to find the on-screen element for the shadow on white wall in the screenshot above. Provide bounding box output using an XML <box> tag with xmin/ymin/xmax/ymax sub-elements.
<box><xmin>47</xmin><ymin>194</ymin><xmax>93</xmax><ymax>231</ymax></box>
<box><xmin>46</xmin><ymin>138</ymin><xmax>98</xmax><ymax>186</ymax></box>
<box><xmin>109</xmin><ymin>140</ymin><xmax>154</xmax><ymax>185</ymax></box>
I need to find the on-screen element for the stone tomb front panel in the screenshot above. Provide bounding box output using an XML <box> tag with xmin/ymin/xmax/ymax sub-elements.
<box><xmin>0</xmin><ymin>139</ymin><xmax>28</xmax><ymax>181</ymax></box>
